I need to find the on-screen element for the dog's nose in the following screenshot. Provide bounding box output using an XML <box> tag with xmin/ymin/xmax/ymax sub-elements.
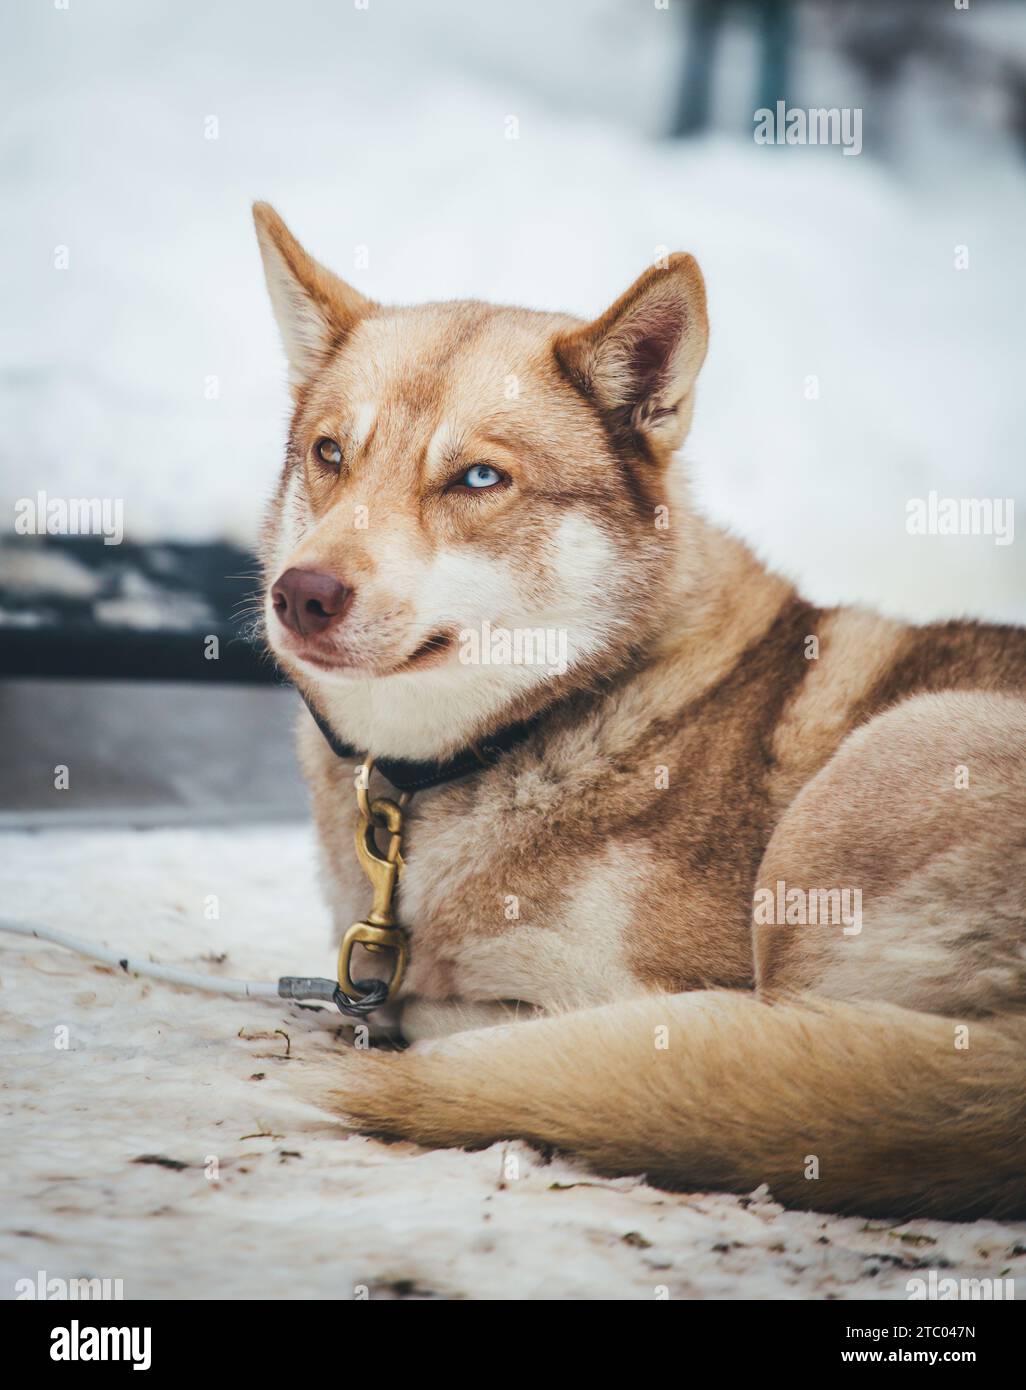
<box><xmin>271</xmin><ymin>567</ymin><xmax>353</xmax><ymax>637</ymax></box>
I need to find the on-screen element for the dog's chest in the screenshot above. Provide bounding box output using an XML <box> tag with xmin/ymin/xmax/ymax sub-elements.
<box><xmin>306</xmin><ymin>742</ymin><xmax>655</xmax><ymax>1011</ymax></box>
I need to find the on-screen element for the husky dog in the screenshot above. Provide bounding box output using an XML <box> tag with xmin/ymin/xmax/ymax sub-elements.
<box><xmin>255</xmin><ymin>203</ymin><xmax>1026</xmax><ymax>1218</ymax></box>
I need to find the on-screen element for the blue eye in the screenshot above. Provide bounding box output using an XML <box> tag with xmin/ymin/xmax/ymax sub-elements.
<box><xmin>461</xmin><ymin>464</ymin><xmax>502</xmax><ymax>489</ymax></box>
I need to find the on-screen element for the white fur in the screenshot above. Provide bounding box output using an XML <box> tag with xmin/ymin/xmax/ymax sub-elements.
<box><xmin>268</xmin><ymin>467</ymin><xmax>315</xmax><ymax>581</ymax></box>
<box><xmin>441</xmin><ymin>843</ymin><xmax>654</xmax><ymax>1010</ymax></box>
<box><xmin>425</xmin><ymin>418</ymin><xmax>457</xmax><ymax>472</ymax></box>
<box><xmin>350</xmin><ymin>400</ymin><xmax>377</xmax><ymax>451</ymax></box>
<box><xmin>270</xmin><ymin>509</ymin><xmax>628</xmax><ymax>760</ymax></box>
<box><xmin>256</xmin><ymin>245</ymin><xmax>333</xmax><ymax>389</ymax></box>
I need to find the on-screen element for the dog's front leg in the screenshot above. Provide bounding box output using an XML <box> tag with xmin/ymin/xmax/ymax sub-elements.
<box><xmin>398</xmin><ymin>995</ymin><xmax>541</xmax><ymax>1044</ymax></box>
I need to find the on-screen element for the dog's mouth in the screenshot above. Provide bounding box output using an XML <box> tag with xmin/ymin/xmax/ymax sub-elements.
<box><xmin>283</xmin><ymin>630</ymin><xmax>456</xmax><ymax>678</ymax></box>
<box><xmin>391</xmin><ymin>631</ymin><xmax>455</xmax><ymax>673</ymax></box>
<box><xmin>292</xmin><ymin>649</ymin><xmax>343</xmax><ymax>673</ymax></box>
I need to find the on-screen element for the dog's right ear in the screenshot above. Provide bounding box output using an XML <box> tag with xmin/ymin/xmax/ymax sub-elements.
<box><xmin>253</xmin><ymin>202</ymin><xmax>376</xmax><ymax>391</ymax></box>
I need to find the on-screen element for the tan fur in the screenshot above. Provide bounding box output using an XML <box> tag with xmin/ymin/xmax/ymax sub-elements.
<box><xmin>756</xmin><ymin>691</ymin><xmax>1026</xmax><ymax>1018</ymax></box>
<box><xmin>325</xmin><ymin>993</ymin><xmax>1026</xmax><ymax>1220</ymax></box>
<box><xmin>254</xmin><ymin>204</ymin><xmax>1026</xmax><ymax>1217</ymax></box>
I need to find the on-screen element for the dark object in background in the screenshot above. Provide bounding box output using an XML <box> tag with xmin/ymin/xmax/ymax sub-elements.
<box><xmin>0</xmin><ymin>537</ymin><xmax>274</xmax><ymax>683</ymax></box>
<box><xmin>670</xmin><ymin>0</ymin><xmax>1026</xmax><ymax>156</ymax></box>
<box><xmin>0</xmin><ymin>538</ymin><xmax>306</xmax><ymax>826</ymax></box>
<box><xmin>673</xmin><ymin>0</ymin><xmax>793</xmax><ymax>138</ymax></box>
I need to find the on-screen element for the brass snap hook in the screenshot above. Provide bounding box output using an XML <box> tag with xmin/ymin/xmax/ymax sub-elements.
<box><xmin>337</xmin><ymin>920</ymin><xmax>408</xmax><ymax>1004</ymax></box>
<box><xmin>338</xmin><ymin>757</ymin><xmax>411</xmax><ymax>1005</ymax></box>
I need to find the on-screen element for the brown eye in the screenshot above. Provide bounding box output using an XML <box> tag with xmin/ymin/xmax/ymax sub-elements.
<box><xmin>315</xmin><ymin>437</ymin><xmax>342</xmax><ymax>468</ymax></box>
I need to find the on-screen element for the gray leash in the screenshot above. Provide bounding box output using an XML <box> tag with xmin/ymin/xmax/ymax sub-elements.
<box><xmin>0</xmin><ymin>919</ymin><xmax>388</xmax><ymax>1020</ymax></box>
<box><xmin>277</xmin><ymin>975</ymin><xmax>389</xmax><ymax>1017</ymax></box>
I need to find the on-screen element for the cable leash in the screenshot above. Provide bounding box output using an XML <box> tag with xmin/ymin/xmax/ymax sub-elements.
<box><xmin>0</xmin><ymin>759</ymin><xmax>406</xmax><ymax>1021</ymax></box>
<box><xmin>0</xmin><ymin>919</ymin><xmax>387</xmax><ymax>1019</ymax></box>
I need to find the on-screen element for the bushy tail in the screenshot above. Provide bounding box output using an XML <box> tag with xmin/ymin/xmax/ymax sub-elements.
<box><xmin>323</xmin><ymin>990</ymin><xmax>1026</xmax><ymax>1218</ymax></box>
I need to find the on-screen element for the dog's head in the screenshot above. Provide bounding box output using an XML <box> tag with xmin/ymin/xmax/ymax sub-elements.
<box><xmin>254</xmin><ymin>203</ymin><xmax>708</xmax><ymax>758</ymax></box>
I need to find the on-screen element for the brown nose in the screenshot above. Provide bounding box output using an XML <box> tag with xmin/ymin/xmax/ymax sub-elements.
<box><xmin>271</xmin><ymin>567</ymin><xmax>352</xmax><ymax>637</ymax></box>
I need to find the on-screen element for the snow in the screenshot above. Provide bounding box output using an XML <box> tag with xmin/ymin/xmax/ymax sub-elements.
<box><xmin>2</xmin><ymin>0</ymin><xmax>1024</xmax><ymax>623</ymax></box>
<box><xmin>3</xmin><ymin>824</ymin><xmax>1023</xmax><ymax>1300</ymax></box>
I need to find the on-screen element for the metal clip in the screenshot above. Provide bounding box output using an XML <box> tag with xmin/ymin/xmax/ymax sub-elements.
<box><xmin>337</xmin><ymin>758</ymin><xmax>410</xmax><ymax>1005</ymax></box>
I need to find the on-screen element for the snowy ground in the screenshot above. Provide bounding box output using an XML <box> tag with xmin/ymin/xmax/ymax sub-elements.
<box><xmin>2</xmin><ymin>825</ymin><xmax>1024</xmax><ymax>1301</ymax></box>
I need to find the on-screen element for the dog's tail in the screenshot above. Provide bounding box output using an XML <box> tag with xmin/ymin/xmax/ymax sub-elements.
<box><xmin>324</xmin><ymin>990</ymin><xmax>1026</xmax><ymax>1218</ymax></box>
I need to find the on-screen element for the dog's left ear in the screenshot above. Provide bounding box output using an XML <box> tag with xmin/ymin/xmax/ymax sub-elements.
<box><xmin>253</xmin><ymin>201</ymin><xmax>376</xmax><ymax>392</ymax></box>
<box><xmin>554</xmin><ymin>255</ymin><xmax>708</xmax><ymax>458</ymax></box>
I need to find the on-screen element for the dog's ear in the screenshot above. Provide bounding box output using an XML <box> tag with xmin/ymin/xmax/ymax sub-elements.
<box><xmin>554</xmin><ymin>255</ymin><xmax>708</xmax><ymax>457</ymax></box>
<box><xmin>253</xmin><ymin>202</ymin><xmax>375</xmax><ymax>391</ymax></box>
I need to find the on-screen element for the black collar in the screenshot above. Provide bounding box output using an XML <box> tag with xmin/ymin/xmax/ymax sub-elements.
<box><xmin>298</xmin><ymin>688</ymin><xmax>547</xmax><ymax>793</ymax></box>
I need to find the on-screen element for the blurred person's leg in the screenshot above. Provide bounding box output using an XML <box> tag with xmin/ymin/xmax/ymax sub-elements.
<box><xmin>756</xmin><ymin>0</ymin><xmax>793</xmax><ymax>114</ymax></box>
<box><xmin>672</xmin><ymin>0</ymin><xmax>724</xmax><ymax>137</ymax></box>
